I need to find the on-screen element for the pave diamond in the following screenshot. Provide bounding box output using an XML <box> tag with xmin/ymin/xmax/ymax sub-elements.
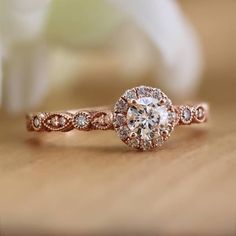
<box><xmin>124</xmin><ymin>89</ymin><xmax>137</xmax><ymax>100</ymax></box>
<box><xmin>127</xmin><ymin>97</ymin><xmax>169</xmax><ymax>141</ymax></box>
<box><xmin>127</xmin><ymin>138</ymin><xmax>140</xmax><ymax>149</ymax></box>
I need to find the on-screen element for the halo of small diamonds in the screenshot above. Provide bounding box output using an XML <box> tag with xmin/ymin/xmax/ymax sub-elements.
<box><xmin>113</xmin><ymin>86</ymin><xmax>176</xmax><ymax>150</ymax></box>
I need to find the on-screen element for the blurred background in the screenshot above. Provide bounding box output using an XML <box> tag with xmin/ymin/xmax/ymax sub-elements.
<box><xmin>1</xmin><ymin>1</ymin><xmax>236</xmax><ymax>236</ymax></box>
<box><xmin>1</xmin><ymin>0</ymin><xmax>235</xmax><ymax>114</ymax></box>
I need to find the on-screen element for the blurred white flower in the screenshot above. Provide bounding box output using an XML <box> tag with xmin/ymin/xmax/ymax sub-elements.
<box><xmin>0</xmin><ymin>44</ymin><xmax>2</xmax><ymax>107</ymax></box>
<box><xmin>0</xmin><ymin>0</ymin><xmax>52</xmax><ymax>113</ymax></box>
<box><xmin>0</xmin><ymin>0</ymin><xmax>51</xmax><ymax>44</ymax></box>
<box><xmin>0</xmin><ymin>0</ymin><xmax>202</xmax><ymax>113</ymax></box>
<box><xmin>109</xmin><ymin>0</ymin><xmax>202</xmax><ymax>98</ymax></box>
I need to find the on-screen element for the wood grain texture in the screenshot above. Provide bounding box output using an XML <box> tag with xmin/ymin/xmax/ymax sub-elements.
<box><xmin>1</xmin><ymin>1</ymin><xmax>236</xmax><ymax>235</ymax></box>
<box><xmin>0</xmin><ymin>106</ymin><xmax>236</xmax><ymax>236</ymax></box>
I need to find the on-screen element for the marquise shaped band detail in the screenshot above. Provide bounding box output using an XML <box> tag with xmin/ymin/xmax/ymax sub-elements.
<box><xmin>26</xmin><ymin>86</ymin><xmax>209</xmax><ymax>151</ymax></box>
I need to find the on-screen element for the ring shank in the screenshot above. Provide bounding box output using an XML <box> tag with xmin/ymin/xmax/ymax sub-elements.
<box><xmin>26</xmin><ymin>103</ymin><xmax>209</xmax><ymax>132</ymax></box>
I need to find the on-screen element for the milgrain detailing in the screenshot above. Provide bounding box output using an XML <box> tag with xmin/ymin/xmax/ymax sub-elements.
<box><xmin>26</xmin><ymin>86</ymin><xmax>209</xmax><ymax>150</ymax></box>
<box><xmin>27</xmin><ymin>108</ymin><xmax>113</xmax><ymax>132</ymax></box>
<box><xmin>113</xmin><ymin>86</ymin><xmax>208</xmax><ymax>150</ymax></box>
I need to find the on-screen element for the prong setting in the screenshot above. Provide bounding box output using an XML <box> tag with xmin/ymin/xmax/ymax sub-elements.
<box><xmin>113</xmin><ymin>86</ymin><xmax>175</xmax><ymax>150</ymax></box>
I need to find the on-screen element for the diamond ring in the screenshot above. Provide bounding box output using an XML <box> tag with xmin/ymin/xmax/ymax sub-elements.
<box><xmin>26</xmin><ymin>86</ymin><xmax>209</xmax><ymax>151</ymax></box>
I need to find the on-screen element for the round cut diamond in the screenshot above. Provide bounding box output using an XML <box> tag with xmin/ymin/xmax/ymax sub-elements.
<box><xmin>181</xmin><ymin>106</ymin><xmax>193</xmax><ymax>124</ymax></box>
<box><xmin>76</xmin><ymin>115</ymin><xmax>88</xmax><ymax>127</ymax></box>
<box><xmin>114</xmin><ymin>86</ymin><xmax>175</xmax><ymax>150</ymax></box>
<box><xmin>73</xmin><ymin>112</ymin><xmax>91</xmax><ymax>130</ymax></box>
<box><xmin>126</xmin><ymin>97</ymin><xmax>169</xmax><ymax>141</ymax></box>
<box><xmin>51</xmin><ymin>116</ymin><xmax>60</xmax><ymax>127</ymax></box>
<box><xmin>183</xmin><ymin>108</ymin><xmax>191</xmax><ymax>121</ymax></box>
<box><xmin>59</xmin><ymin>117</ymin><xmax>66</xmax><ymax>126</ymax></box>
<box><xmin>196</xmin><ymin>106</ymin><xmax>205</xmax><ymax>120</ymax></box>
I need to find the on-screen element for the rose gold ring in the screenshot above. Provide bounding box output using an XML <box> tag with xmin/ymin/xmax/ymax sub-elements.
<box><xmin>26</xmin><ymin>86</ymin><xmax>209</xmax><ymax>151</ymax></box>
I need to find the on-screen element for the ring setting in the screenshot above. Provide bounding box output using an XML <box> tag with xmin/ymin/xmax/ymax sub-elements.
<box><xmin>113</xmin><ymin>86</ymin><xmax>176</xmax><ymax>150</ymax></box>
<box><xmin>27</xmin><ymin>86</ymin><xmax>208</xmax><ymax>151</ymax></box>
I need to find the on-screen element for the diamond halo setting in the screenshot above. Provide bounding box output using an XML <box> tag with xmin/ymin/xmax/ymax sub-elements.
<box><xmin>113</xmin><ymin>86</ymin><xmax>176</xmax><ymax>150</ymax></box>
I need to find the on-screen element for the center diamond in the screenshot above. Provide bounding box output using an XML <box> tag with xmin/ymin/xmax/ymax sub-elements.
<box><xmin>127</xmin><ymin>97</ymin><xmax>169</xmax><ymax>140</ymax></box>
<box><xmin>114</xmin><ymin>86</ymin><xmax>175</xmax><ymax>150</ymax></box>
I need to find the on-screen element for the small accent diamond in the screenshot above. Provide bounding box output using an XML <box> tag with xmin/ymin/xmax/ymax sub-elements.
<box><xmin>74</xmin><ymin>112</ymin><xmax>91</xmax><ymax>130</ymax></box>
<box><xmin>181</xmin><ymin>106</ymin><xmax>193</xmax><ymax>124</ymax></box>
<box><xmin>33</xmin><ymin>116</ymin><xmax>41</xmax><ymax>129</ymax></box>
<box><xmin>114</xmin><ymin>98</ymin><xmax>128</xmax><ymax>114</ymax></box>
<box><xmin>76</xmin><ymin>115</ymin><xmax>88</xmax><ymax>127</ymax></box>
<box><xmin>141</xmin><ymin>140</ymin><xmax>153</xmax><ymax>150</ymax></box>
<box><xmin>114</xmin><ymin>114</ymin><xmax>126</xmax><ymax>127</ymax></box>
<box><xmin>183</xmin><ymin>109</ymin><xmax>191</xmax><ymax>121</ymax></box>
<box><xmin>59</xmin><ymin>117</ymin><xmax>66</xmax><ymax>126</ymax></box>
<box><xmin>51</xmin><ymin>116</ymin><xmax>60</xmax><ymax>127</ymax></box>
<box><xmin>153</xmin><ymin>89</ymin><xmax>162</xmax><ymax>100</ymax></box>
<box><xmin>137</xmin><ymin>86</ymin><xmax>152</xmax><ymax>97</ymax></box>
<box><xmin>128</xmin><ymin>138</ymin><xmax>140</xmax><ymax>149</ymax></box>
<box><xmin>196</xmin><ymin>106</ymin><xmax>205</xmax><ymax>121</ymax></box>
<box><xmin>118</xmin><ymin>127</ymin><xmax>129</xmax><ymax>140</ymax></box>
<box><xmin>124</xmin><ymin>89</ymin><xmax>137</xmax><ymax>100</ymax></box>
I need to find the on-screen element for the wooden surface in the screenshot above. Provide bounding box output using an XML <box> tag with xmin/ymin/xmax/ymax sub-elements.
<box><xmin>0</xmin><ymin>106</ymin><xmax>236</xmax><ymax>236</ymax></box>
<box><xmin>1</xmin><ymin>1</ymin><xmax>236</xmax><ymax>236</ymax></box>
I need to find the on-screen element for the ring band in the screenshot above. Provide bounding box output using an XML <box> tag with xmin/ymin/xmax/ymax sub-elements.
<box><xmin>26</xmin><ymin>86</ymin><xmax>209</xmax><ymax>150</ymax></box>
